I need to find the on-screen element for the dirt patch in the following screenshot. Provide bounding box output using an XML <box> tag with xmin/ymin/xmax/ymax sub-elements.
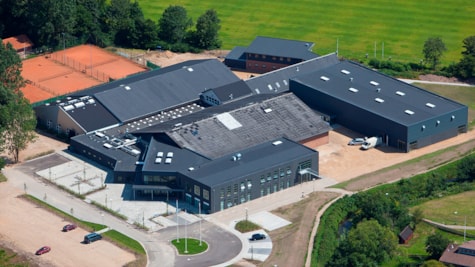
<box><xmin>264</xmin><ymin>192</ymin><xmax>339</xmax><ymax>267</ymax></box>
<box><xmin>0</xmin><ymin>183</ymin><xmax>136</xmax><ymax>267</ymax></box>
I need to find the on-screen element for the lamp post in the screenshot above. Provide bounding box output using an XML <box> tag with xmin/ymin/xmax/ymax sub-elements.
<box><xmin>185</xmin><ymin>211</ymin><xmax>188</xmax><ymax>254</ymax></box>
<box><xmin>199</xmin><ymin>202</ymin><xmax>202</xmax><ymax>246</ymax></box>
<box><xmin>245</xmin><ymin>207</ymin><xmax>248</xmax><ymax>222</ymax></box>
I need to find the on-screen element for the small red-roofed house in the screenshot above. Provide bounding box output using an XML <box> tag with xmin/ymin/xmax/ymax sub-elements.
<box><xmin>2</xmin><ymin>34</ymin><xmax>34</xmax><ymax>58</ymax></box>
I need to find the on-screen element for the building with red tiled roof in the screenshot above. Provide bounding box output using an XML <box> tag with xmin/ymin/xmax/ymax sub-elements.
<box><xmin>2</xmin><ymin>34</ymin><xmax>34</xmax><ymax>58</ymax></box>
<box><xmin>439</xmin><ymin>240</ymin><xmax>475</xmax><ymax>267</ymax></box>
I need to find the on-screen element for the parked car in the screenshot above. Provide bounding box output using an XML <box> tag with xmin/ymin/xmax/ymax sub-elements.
<box><xmin>348</xmin><ymin>137</ymin><xmax>366</xmax><ymax>146</ymax></box>
<box><xmin>62</xmin><ymin>224</ymin><xmax>77</xmax><ymax>232</ymax></box>
<box><xmin>84</xmin><ymin>232</ymin><xmax>102</xmax><ymax>244</ymax></box>
<box><xmin>249</xmin><ymin>233</ymin><xmax>266</xmax><ymax>241</ymax></box>
<box><xmin>35</xmin><ymin>246</ymin><xmax>51</xmax><ymax>255</ymax></box>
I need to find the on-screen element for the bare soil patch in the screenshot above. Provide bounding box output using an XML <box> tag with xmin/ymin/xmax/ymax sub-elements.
<box><xmin>265</xmin><ymin>192</ymin><xmax>339</xmax><ymax>267</ymax></box>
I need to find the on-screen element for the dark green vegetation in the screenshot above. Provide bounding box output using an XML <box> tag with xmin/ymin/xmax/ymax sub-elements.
<box><xmin>137</xmin><ymin>0</ymin><xmax>475</xmax><ymax>63</ymax></box>
<box><xmin>0</xmin><ymin>0</ymin><xmax>221</xmax><ymax>52</ymax></box>
<box><xmin>312</xmin><ymin>153</ymin><xmax>475</xmax><ymax>267</ymax></box>
<box><xmin>171</xmin><ymin>238</ymin><xmax>208</xmax><ymax>255</ymax></box>
<box><xmin>0</xmin><ymin>38</ymin><xmax>37</xmax><ymax>164</ymax></box>
<box><xmin>235</xmin><ymin>220</ymin><xmax>261</xmax><ymax>233</ymax></box>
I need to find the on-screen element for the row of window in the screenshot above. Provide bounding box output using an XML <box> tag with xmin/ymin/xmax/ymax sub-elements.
<box><xmin>219</xmin><ymin>180</ymin><xmax>291</xmax><ymax>210</ymax></box>
<box><xmin>248</xmin><ymin>53</ymin><xmax>292</xmax><ymax>62</ymax></box>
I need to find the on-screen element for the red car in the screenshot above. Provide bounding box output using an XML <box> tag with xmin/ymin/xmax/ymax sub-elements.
<box><xmin>36</xmin><ymin>246</ymin><xmax>51</xmax><ymax>255</ymax></box>
<box><xmin>62</xmin><ymin>224</ymin><xmax>77</xmax><ymax>232</ymax></box>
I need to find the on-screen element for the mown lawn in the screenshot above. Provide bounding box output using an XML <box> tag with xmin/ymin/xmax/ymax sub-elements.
<box><xmin>137</xmin><ymin>0</ymin><xmax>475</xmax><ymax>64</ymax></box>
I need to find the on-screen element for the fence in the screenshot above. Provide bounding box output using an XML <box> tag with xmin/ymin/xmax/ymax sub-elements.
<box><xmin>49</xmin><ymin>53</ymin><xmax>112</xmax><ymax>83</ymax></box>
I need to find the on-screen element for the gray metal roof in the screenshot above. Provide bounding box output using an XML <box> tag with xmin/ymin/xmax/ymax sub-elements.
<box><xmin>204</xmin><ymin>80</ymin><xmax>253</xmax><ymax>103</ymax></box>
<box><xmin>60</xmin><ymin>96</ymin><xmax>120</xmax><ymax>132</ymax></box>
<box><xmin>225</xmin><ymin>46</ymin><xmax>247</xmax><ymax>61</ymax></box>
<box><xmin>164</xmin><ymin>93</ymin><xmax>330</xmax><ymax>159</ymax></box>
<box><xmin>291</xmin><ymin>60</ymin><xmax>467</xmax><ymax>126</ymax></box>
<box><xmin>94</xmin><ymin>59</ymin><xmax>240</xmax><ymax>123</ymax></box>
<box><xmin>245</xmin><ymin>53</ymin><xmax>340</xmax><ymax>94</ymax></box>
<box><xmin>246</xmin><ymin>36</ymin><xmax>318</xmax><ymax>60</ymax></box>
<box><xmin>141</xmin><ymin>136</ymin><xmax>211</xmax><ymax>173</ymax></box>
<box><xmin>185</xmin><ymin>138</ymin><xmax>317</xmax><ymax>187</ymax></box>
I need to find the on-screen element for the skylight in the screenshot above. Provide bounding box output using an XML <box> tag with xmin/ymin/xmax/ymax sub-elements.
<box><xmin>426</xmin><ymin>103</ymin><xmax>436</xmax><ymax>108</ymax></box>
<box><xmin>396</xmin><ymin>91</ymin><xmax>405</xmax><ymax>96</ymax></box>
<box><xmin>341</xmin><ymin>69</ymin><xmax>350</xmax><ymax>75</ymax></box>
<box><xmin>375</xmin><ymin>98</ymin><xmax>385</xmax><ymax>103</ymax></box>
<box><xmin>349</xmin><ymin>87</ymin><xmax>358</xmax><ymax>93</ymax></box>
<box><xmin>370</xmin><ymin>81</ymin><xmax>379</xmax><ymax>86</ymax></box>
<box><xmin>405</xmin><ymin>110</ymin><xmax>415</xmax><ymax>115</ymax></box>
<box><xmin>320</xmin><ymin>76</ymin><xmax>330</xmax><ymax>81</ymax></box>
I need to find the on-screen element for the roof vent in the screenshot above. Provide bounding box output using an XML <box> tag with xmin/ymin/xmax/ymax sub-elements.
<box><xmin>188</xmin><ymin>167</ymin><xmax>194</xmax><ymax>171</ymax></box>
<box><xmin>376</xmin><ymin>88</ymin><xmax>381</xmax><ymax>93</ymax></box>
<box><xmin>263</xmin><ymin>108</ymin><xmax>272</xmax><ymax>113</ymax></box>
<box><xmin>272</xmin><ymin>140</ymin><xmax>283</xmax><ymax>146</ymax></box>
<box><xmin>320</xmin><ymin>76</ymin><xmax>330</xmax><ymax>81</ymax></box>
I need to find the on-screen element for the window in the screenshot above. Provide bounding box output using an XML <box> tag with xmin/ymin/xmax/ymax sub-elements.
<box><xmin>203</xmin><ymin>189</ymin><xmax>209</xmax><ymax>200</ymax></box>
<box><xmin>247</xmin><ymin>180</ymin><xmax>252</xmax><ymax>189</ymax></box>
<box><xmin>194</xmin><ymin>185</ymin><xmax>200</xmax><ymax>196</ymax></box>
<box><xmin>240</xmin><ymin>182</ymin><xmax>245</xmax><ymax>192</ymax></box>
<box><xmin>286</xmin><ymin>167</ymin><xmax>292</xmax><ymax>175</ymax></box>
<box><xmin>226</xmin><ymin>186</ymin><xmax>231</xmax><ymax>197</ymax></box>
<box><xmin>220</xmin><ymin>188</ymin><xmax>225</xmax><ymax>198</ymax></box>
<box><xmin>233</xmin><ymin>184</ymin><xmax>238</xmax><ymax>194</ymax></box>
<box><xmin>280</xmin><ymin>169</ymin><xmax>285</xmax><ymax>177</ymax></box>
<box><xmin>299</xmin><ymin>160</ymin><xmax>312</xmax><ymax>169</ymax></box>
<box><xmin>260</xmin><ymin>189</ymin><xmax>264</xmax><ymax>197</ymax></box>
<box><xmin>260</xmin><ymin>176</ymin><xmax>266</xmax><ymax>184</ymax></box>
<box><xmin>267</xmin><ymin>173</ymin><xmax>272</xmax><ymax>182</ymax></box>
<box><xmin>273</xmin><ymin>171</ymin><xmax>278</xmax><ymax>179</ymax></box>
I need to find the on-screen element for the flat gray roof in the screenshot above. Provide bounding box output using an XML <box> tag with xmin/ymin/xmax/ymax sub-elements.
<box><xmin>186</xmin><ymin>138</ymin><xmax>317</xmax><ymax>187</ymax></box>
<box><xmin>292</xmin><ymin>60</ymin><xmax>467</xmax><ymax>125</ymax></box>
<box><xmin>246</xmin><ymin>36</ymin><xmax>317</xmax><ymax>60</ymax></box>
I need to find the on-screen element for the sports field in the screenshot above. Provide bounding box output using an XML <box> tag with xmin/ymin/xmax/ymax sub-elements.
<box><xmin>138</xmin><ymin>0</ymin><xmax>475</xmax><ymax>64</ymax></box>
<box><xmin>21</xmin><ymin>45</ymin><xmax>148</xmax><ymax>103</ymax></box>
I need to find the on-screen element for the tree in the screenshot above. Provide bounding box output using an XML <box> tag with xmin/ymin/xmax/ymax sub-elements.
<box><xmin>420</xmin><ymin>259</ymin><xmax>446</xmax><ymax>267</ymax></box>
<box><xmin>425</xmin><ymin>232</ymin><xmax>451</xmax><ymax>259</ymax></box>
<box><xmin>328</xmin><ymin>219</ymin><xmax>398</xmax><ymax>267</ymax></box>
<box><xmin>0</xmin><ymin>41</ymin><xmax>37</xmax><ymax>163</ymax></box>
<box><xmin>456</xmin><ymin>36</ymin><xmax>475</xmax><ymax>79</ymax></box>
<box><xmin>411</xmin><ymin>207</ymin><xmax>424</xmax><ymax>229</ymax></box>
<box><xmin>423</xmin><ymin>37</ymin><xmax>447</xmax><ymax>70</ymax></box>
<box><xmin>192</xmin><ymin>9</ymin><xmax>221</xmax><ymax>49</ymax></box>
<box><xmin>158</xmin><ymin>5</ymin><xmax>192</xmax><ymax>44</ymax></box>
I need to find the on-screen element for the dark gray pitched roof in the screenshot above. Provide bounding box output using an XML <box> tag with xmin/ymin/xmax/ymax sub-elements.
<box><xmin>164</xmin><ymin>93</ymin><xmax>330</xmax><ymax>159</ymax></box>
<box><xmin>246</xmin><ymin>36</ymin><xmax>318</xmax><ymax>60</ymax></box>
<box><xmin>225</xmin><ymin>46</ymin><xmax>247</xmax><ymax>60</ymax></box>
<box><xmin>186</xmin><ymin>138</ymin><xmax>317</xmax><ymax>187</ymax></box>
<box><xmin>291</xmin><ymin>60</ymin><xmax>467</xmax><ymax>126</ymax></box>
<box><xmin>245</xmin><ymin>53</ymin><xmax>340</xmax><ymax>94</ymax></box>
<box><xmin>92</xmin><ymin>59</ymin><xmax>239</xmax><ymax>123</ymax></box>
<box><xmin>204</xmin><ymin>80</ymin><xmax>253</xmax><ymax>103</ymax></box>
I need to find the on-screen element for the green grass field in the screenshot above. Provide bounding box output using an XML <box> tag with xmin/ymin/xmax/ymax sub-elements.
<box><xmin>137</xmin><ymin>0</ymin><xmax>475</xmax><ymax>64</ymax></box>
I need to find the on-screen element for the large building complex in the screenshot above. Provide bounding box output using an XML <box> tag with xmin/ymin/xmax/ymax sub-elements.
<box><xmin>33</xmin><ymin>38</ymin><xmax>468</xmax><ymax>213</ymax></box>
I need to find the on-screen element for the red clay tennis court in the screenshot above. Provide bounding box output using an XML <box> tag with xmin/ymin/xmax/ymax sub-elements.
<box><xmin>21</xmin><ymin>45</ymin><xmax>148</xmax><ymax>103</ymax></box>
